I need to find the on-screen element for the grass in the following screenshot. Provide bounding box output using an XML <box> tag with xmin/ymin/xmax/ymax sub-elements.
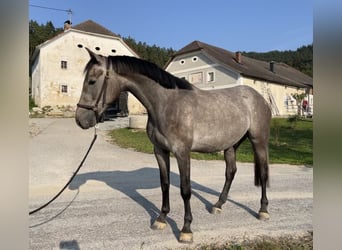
<box><xmin>108</xmin><ymin>118</ymin><xmax>312</xmax><ymax>165</ymax></box>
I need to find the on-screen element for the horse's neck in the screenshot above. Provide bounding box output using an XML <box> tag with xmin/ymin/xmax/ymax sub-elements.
<box><xmin>124</xmin><ymin>74</ymin><xmax>169</xmax><ymax>116</ymax></box>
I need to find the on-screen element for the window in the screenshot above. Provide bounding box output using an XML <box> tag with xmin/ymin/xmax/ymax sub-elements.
<box><xmin>61</xmin><ymin>61</ymin><xmax>67</xmax><ymax>69</ymax></box>
<box><xmin>180</xmin><ymin>59</ymin><xmax>185</xmax><ymax>65</ymax></box>
<box><xmin>60</xmin><ymin>84</ymin><xmax>68</xmax><ymax>93</ymax></box>
<box><xmin>207</xmin><ymin>72</ymin><xmax>215</xmax><ymax>82</ymax></box>
<box><xmin>189</xmin><ymin>72</ymin><xmax>203</xmax><ymax>84</ymax></box>
<box><xmin>192</xmin><ymin>56</ymin><xmax>198</xmax><ymax>62</ymax></box>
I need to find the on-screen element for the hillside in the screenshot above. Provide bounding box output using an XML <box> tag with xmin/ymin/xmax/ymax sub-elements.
<box><xmin>242</xmin><ymin>45</ymin><xmax>313</xmax><ymax>77</ymax></box>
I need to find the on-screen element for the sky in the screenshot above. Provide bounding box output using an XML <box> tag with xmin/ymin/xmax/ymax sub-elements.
<box><xmin>29</xmin><ymin>0</ymin><xmax>313</xmax><ymax>52</ymax></box>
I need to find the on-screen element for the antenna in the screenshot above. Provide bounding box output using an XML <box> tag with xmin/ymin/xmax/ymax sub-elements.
<box><xmin>30</xmin><ymin>5</ymin><xmax>73</xmax><ymax>23</ymax></box>
<box><xmin>67</xmin><ymin>9</ymin><xmax>73</xmax><ymax>24</ymax></box>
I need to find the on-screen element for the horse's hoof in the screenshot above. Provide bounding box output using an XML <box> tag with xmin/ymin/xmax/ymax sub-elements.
<box><xmin>179</xmin><ymin>232</ymin><xmax>193</xmax><ymax>243</ymax></box>
<box><xmin>259</xmin><ymin>211</ymin><xmax>270</xmax><ymax>220</ymax></box>
<box><xmin>211</xmin><ymin>207</ymin><xmax>222</xmax><ymax>214</ymax></box>
<box><xmin>151</xmin><ymin>220</ymin><xmax>167</xmax><ymax>230</ymax></box>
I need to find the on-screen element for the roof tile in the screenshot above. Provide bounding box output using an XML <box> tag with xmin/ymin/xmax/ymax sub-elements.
<box><xmin>72</xmin><ymin>20</ymin><xmax>118</xmax><ymax>37</ymax></box>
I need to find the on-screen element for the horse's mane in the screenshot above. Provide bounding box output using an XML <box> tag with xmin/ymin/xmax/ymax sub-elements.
<box><xmin>108</xmin><ymin>56</ymin><xmax>194</xmax><ymax>90</ymax></box>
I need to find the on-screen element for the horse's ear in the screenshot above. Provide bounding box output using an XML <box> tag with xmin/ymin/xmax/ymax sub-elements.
<box><xmin>85</xmin><ymin>47</ymin><xmax>101</xmax><ymax>63</ymax></box>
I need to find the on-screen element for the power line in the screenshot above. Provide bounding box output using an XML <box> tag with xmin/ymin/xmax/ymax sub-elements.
<box><xmin>30</xmin><ymin>4</ymin><xmax>72</xmax><ymax>14</ymax></box>
<box><xmin>30</xmin><ymin>4</ymin><xmax>73</xmax><ymax>22</ymax></box>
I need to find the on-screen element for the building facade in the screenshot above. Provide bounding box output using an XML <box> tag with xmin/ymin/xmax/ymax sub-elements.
<box><xmin>165</xmin><ymin>41</ymin><xmax>313</xmax><ymax>116</ymax></box>
<box><xmin>31</xmin><ymin>20</ymin><xmax>146</xmax><ymax>115</ymax></box>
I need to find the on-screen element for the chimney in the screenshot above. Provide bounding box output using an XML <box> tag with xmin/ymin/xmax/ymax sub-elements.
<box><xmin>235</xmin><ymin>51</ymin><xmax>242</xmax><ymax>64</ymax></box>
<box><xmin>269</xmin><ymin>61</ymin><xmax>275</xmax><ymax>73</ymax></box>
<box><xmin>64</xmin><ymin>20</ymin><xmax>72</xmax><ymax>31</ymax></box>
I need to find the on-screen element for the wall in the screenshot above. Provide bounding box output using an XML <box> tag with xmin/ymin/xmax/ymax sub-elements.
<box><xmin>166</xmin><ymin>51</ymin><xmax>240</xmax><ymax>90</ymax></box>
<box><xmin>166</xmin><ymin>52</ymin><xmax>307</xmax><ymax>117</ymax></box>
<box><xmin>243</xmin><ymin>77</ymin><xmax>305</xmax><ymax>116</ymax></box>
<box><xmin>32</xmin><ymin>30</ymin><xmax>145</xmax><ymax>114</ymax></box>
<box><xmin>31</xmin><ymin>55</ymin><xmax>41</xmax><ymax>106</ymax></box>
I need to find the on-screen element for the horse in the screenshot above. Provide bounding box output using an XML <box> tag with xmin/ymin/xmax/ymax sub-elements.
<box><xmin>75</xmin><ymin>48</ymin><xmax>271</xmax><ymax>243</ymax></box>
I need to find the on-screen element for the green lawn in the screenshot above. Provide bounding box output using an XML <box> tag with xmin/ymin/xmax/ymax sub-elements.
<box><xmin>108</xmin><ymin>118</ymin><xmax>312</xmax><ymax>165</ymax></box>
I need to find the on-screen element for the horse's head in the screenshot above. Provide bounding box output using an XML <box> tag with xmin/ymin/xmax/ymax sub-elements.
<box><xmin>75</xmin><ymin>48</ymin><xmax>121</xmax><ymax>129</ymax></box>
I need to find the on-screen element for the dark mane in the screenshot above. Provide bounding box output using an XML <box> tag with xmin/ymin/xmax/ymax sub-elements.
<box><xmin>109</xmin><ymin>56</ymin><xmax>194</xmax><ymax>90</ymax></box>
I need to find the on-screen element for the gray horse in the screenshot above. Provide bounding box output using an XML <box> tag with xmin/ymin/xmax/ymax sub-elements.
<box><xmin>76</xmin><ymin>48</ymin><xmax>271</xmax><ymax>243</ymax></box>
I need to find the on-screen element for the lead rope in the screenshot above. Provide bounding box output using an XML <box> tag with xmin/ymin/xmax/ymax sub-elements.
<box><xmin>29</xmin><ymin>125</ymin><xmax>98</xmax><ymax>215</ymax></box>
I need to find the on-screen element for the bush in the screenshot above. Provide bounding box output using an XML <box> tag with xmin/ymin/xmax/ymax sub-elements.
<box><xmin>29</xmin><ymin>96</ymin><xmax>37</xmax><ymax>111</ymax></box>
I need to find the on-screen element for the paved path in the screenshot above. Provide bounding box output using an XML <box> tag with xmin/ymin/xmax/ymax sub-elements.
<box><xmin>29</xmin><ymin>118</ymin><xmax>312</xmax><ymax>250</ymax></box>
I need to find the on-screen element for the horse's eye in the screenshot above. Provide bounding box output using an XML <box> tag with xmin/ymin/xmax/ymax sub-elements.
<box><xmin>89</xmin><ymin>80</ymin><xmax>96</xmax><ymax>85</ymax></box>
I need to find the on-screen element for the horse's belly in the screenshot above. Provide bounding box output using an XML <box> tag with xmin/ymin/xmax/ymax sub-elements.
<box><xmin>191</xmin><ymin>127</ymin><xmax>247</xmax><ymax>153</ymax></box>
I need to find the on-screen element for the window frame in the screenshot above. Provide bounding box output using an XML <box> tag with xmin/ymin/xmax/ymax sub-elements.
<box><xmin>61</xmin><ymin>60</ymin><xmax>68</xmax><ymax>69</ymax></box>
<box><xmin>207</xmin><ymin>71</ymin><xmax>215</xmax><ymax>83</ymax></box>
<box><xmin>189</xmin><ymin>72</ymin><xmax>203</xmax><ymax>84</ymax></box>
<box><xmin>60</xmin><ymin>84</ymin><xmax>68</xmax><ymax>94</ymax></box>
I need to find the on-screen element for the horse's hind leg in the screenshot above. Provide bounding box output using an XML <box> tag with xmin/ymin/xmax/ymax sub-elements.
<box><xmin>212</xmin><ymin>146</ymin><xmax>237</xmax><ymax>214</ymax></box>
<box><xmin>175</xmin><ymin>150</ymin><xmax>193</xmax><ymax>243</ymax></box>
<box><xmin>151</xmin><ymin>146</ymin><xmax>170</xmax><ymax>230</ymax></box>
<box><xmin>250</xmin><ymin>138</ymin><xmax>270</xmax><ymax>220</ymax></box>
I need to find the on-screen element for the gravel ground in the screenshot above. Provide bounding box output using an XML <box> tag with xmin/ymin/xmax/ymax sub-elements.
<box><xmin>29</xmin><ymin>118</ymin><xmax>312</xmax><ymax>250</ymax></box>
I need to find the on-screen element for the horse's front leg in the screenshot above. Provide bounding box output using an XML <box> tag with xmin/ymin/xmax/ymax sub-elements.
<box><xmin>151</xmin><ymin>146</ymin><xmax>170</xmax><ymax>230</ymax></box>
<box><xmin>175</xmin><ymin>151</ymin><xmax>193</xmax><ymax>243</ymax></box>
<box><xmin>212</xmin><ymin>146</ymin><xmax>237</xmax><ymax>214</ymax></box>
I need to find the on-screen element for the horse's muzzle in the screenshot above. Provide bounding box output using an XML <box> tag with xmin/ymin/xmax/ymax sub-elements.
<box><xmin>75</xmin><ymin>108</ymin><xmax>98</xmax><ymax>129</ymax></box>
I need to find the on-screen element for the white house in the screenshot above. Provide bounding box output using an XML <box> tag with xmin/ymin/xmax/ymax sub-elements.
<box><xmin>165</xmin><ymin>40</ymin><xmax>313</xmax><ymax>116</ymax></box>
<box><xmin>31</xmin><ymin>20</ymin><xmax>146</xmax><ymax>115</ymax></box>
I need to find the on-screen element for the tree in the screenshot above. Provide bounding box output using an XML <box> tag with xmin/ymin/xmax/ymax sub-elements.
<box><xmin>123</xmin><ymin>36</ymin><xmax>175</xmax><ymax>68</ymax></box>
<box><xmin>292</xmin><ymin>93</ymin><xmax>307</xmax><ymax>116</ymax></box>
<box><xmin>29</xmin><ymin>19</ymin><xmax>311</xmax><ymax>75</ymax></box>
<box><xmin>243</xmin><ymin>45</ymin><xmax>313</xmax><ymax>77</ymax></box>
<box><xmin>29</xmin><ymin>20</ymin><xmax>63</xmax><ymax>64</ymax></box>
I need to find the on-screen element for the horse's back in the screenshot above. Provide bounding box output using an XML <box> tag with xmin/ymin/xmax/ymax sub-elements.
<box><xmin>215</xmin><ymin>85</ymin><xmax>270</xmax><ymax>115</ymax></box>
<box><xmin>188</xmin><ymin>85</ymin><xmax>270</xmax><ymax>152</ymax></box>
<box><xmin>151</xmin><ymin>85</ymin><xmax>271</xmax><ymax>153</ymax></box>
<box><xmin>199</xmin><ymin>85</ymin><xmax>270</xmax><ymax>118</ymax></box>
<box><xmin>194</xmin><ymin>85</ymin><xmax>271</xmax><ymax>148</ymax></box>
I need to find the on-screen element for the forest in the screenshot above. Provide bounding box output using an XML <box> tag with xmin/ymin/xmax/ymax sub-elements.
<box><xmin>29</xmin><ymin>20</ymin><xmax>312</xmax><ymax>77</ymax></box>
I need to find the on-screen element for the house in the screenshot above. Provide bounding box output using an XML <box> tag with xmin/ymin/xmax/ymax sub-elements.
<box><xmin>31</xmin><ymin>20</ymin><xmax>146</xmax><ymax>115</ymax></box>
<box><xmin>165</xmin><ymin>40</ymin><xmax>313</xmax><ymax>116</ymax></box>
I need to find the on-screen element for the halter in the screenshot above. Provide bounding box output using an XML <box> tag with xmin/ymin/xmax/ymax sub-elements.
<box><xmin>77</xmin><ymin>58</ymin><xmax>110</xmax><ymax>122</ymax></box>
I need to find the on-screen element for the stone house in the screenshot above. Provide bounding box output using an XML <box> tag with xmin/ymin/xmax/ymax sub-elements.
<box><xmin>31</xmin><ymin>20</ymin><xmax>146</xmax><ymax>115</ymax></box>
<box><xmin>165</xmin><ymin>40</ymin><xmax>313</xmax><ymax>116</ymax></box>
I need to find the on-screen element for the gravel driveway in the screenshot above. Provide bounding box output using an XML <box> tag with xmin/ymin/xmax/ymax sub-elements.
<box><xmin>29</xmin><ymin>118</ymin><xmax>313</xmax><ymax>250</ymax></box>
